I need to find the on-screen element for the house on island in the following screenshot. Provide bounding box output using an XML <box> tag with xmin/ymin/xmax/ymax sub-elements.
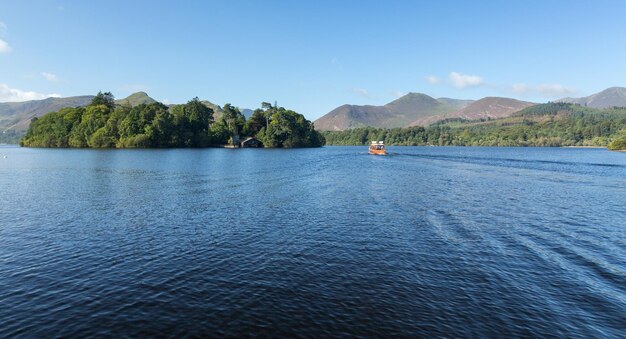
<box><xmin>241</xmin><ymin>137</ymin><xmax>262</xmax><ymax>148</ymax></box>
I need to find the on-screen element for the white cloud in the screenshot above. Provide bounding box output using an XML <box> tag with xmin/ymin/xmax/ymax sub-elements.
<box><xmin>162</xmin><ymin>98</ymin><xmax>171</xmax><ymax>105</ymax></box>
<box><xmin>330</xmin><ymin>57</ymin><xmax>338</xmax><ymax>65</ymax></box>
<box><xmin>509</xmin><ymin>83</ymin><xmax>576</xmax><ymax>98</ymax></box>
<box><xmin>449</xmin><ymin>72</ymin><xmax>484</xmax><ymax>89</ymax></box>
<box><xmin>511</xmin><ymin>83</ymin><xmax>529</xmax><ymax>93</ymax></box>
<box><xmin>535</xmin><ymin>84</ymin><xmax>576</xmax><ymax>97</ymax></box>
<box><xmin>41</xmin><ymin>72</ymin><xmax>59</xmax><ymax>82</ymax></box>
<box><xmin>0</xmin><ymin>83</ymin><xmax>61</xmax><ymax>102</ymax></box>
<box><xmin>352</xmin><ymin>88</ymin><xmax>369</xmax><ymax>98</ymax></box>
<box><xmin>58</xmin><ymin>5</ymin><xmax>66</xmax><ymax>11</ymax></box>
<box><xmin>0</xmin><ymin>39</ymin><xmax>11</xmax><ymax>54</ymax></box>
<box><xmin>425</xmin><ymin>75</ymin><xmax>441</xmax><ymax>84</ymax></box>
<box><xmin>392</xmin><ymin>91</ymin><xmax>406</xmax><ymax>98</ymax></box>
<box><xmin>0</xmin><ymin>22</ymin><xmax>10</xmax><ymax>54</ymax></box>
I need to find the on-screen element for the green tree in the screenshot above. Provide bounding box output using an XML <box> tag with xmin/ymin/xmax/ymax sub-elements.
<box><xmin>244</xmin><ymin>109</ymin><xmax>266</xmax><ymax>136</ymax></box>
<box><xmin>608</xmin><ymin>129</ymin><xmax>626</xmax><ymax>150</ymax></box>
<box><xmin>90</xmin><ymin>91</ymin><xmax>116</xmax><ymax>110</ymax></box>
<box><xmin>222</xmin><ymin>103</ymin><xmax>245</xmax><ymax>142</ymax></box>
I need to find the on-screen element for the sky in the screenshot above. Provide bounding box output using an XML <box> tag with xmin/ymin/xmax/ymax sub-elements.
<box><xmin>1</xmin><ymin>0</ymin><xmax>626</xmax><ymax>120</ymax></box>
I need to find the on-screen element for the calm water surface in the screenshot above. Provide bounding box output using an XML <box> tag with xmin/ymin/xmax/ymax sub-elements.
<box><xmin>0</xmin><ymin>145</ymin><xmax>625</xmax><ymax>337</ymax></box>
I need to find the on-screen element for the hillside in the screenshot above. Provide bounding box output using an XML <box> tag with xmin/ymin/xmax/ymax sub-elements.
<box><xmin>451</xmin><ymin>97</ymin><xmax>535</xmax><ymax>119</ymax></box>
<box><xmin>558</xmin><ymin>87</ymin><xmax>626</xmax><ymax>108</ymax></box>
<box><xmin>314</xmin><ymin>93</ymin><xmax>472</xmax><ymax>131</ymax></box>
<box><xmin>0</xmin><ymin>96</ymin><xmax>94</xmax><ymax>133</ymax></box>
<box><xmin>410</xmin><ymin>97</ymin><xmax>535</xmax><ymax>126</ymax></box>
<box><xmin>322</xmin><ymin>103</ymin><xmax>626</xmax><ymax>147</ymax></box>
<box><xmin>241</xmin><ymin>108</ymin><xmax>254</xmax><ymax>119</ymax></box>
<box><xmin>200</xmin><ymin>101</ymin><xmax>224</xmax><ymax>118</ymax></box>
<box><xmin>115</xmin><ymin>91</ymin><xmax>157</xmax><ymax>107</ymax></box>
<box><xmin>316</xmin><ymin>87</ymin><xmax>626</xmax><ymax>131</ymax></box>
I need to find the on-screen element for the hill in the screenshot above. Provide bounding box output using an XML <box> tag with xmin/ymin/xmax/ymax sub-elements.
<box><xmin>313</xmin><ymin>104</ymin><xmax>393</xmax><ymax>130</ymax></box>
<box><xmin>314</xmin><ymin>93</ymin><xmax>473</xmax><ymax>131</ymax></box>
<box><xmin>316</xmin><ymin>87</ymin><xmax>626</xmax><ymax>131</ymax></box>
<box><xmin>558</xmin><ymin>87</ymin><xmax>626</xmax><ymax>108</ymax></box>
<box><xmin>409</xmin><ymin>97</ymin><xmax>535</xmax><ymax>126</ymax></box>
<box><xmin>241</xmin><ymin>108</ymin><xmax>254</xmax><ymax>119</ymax></box>
<box><xmin>0</xmin><ymin>96</ymin><xmax>94</xmax><ymax>133</ymax></box>
<box><xmin>200</xmin><ymin>101</ymin><xmax>224</xmax><ymax>117</ymax></box>
<box><xmin>322</xmin><ymin>102</ymin><xmax>626</xmax><ymax>147</ymax></box>
<box><xmin>115</xmin><ymin>91</ymin><xmax>157</xmax><ymax>107</ymax></box>
<box><xmin>450</xmin><ymin>97</ymin><xmax>535</xmax><ymax>119</ymax></box>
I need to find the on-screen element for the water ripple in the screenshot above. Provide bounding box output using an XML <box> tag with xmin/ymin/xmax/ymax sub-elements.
<box><xmin>0</xmin><ymin>146</ymin><xmax>625</xmax><ymax>337</ymax></box>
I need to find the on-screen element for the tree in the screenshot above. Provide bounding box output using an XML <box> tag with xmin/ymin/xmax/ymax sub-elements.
<box><xmin>91</xmin><ymin>91</ymin><xmax>116</xmax><ymax>110</ymax></box>
<box><xmin>185</xmin><ymin>97</ymin><xmax>214</xmax><ymax>132</ymax></box>
<box><xmin>209</xmin><ymin>118</ymin><xmax>230</xmax><ymax>145</ymax></box>
<box><xmin>244</xmin><ymin>109</ymin><xmax>266</xmax><ymax>136</ymax></box>
<box><xmin>261</xmin><ymin>101</ymin><xmax>274</xmax><ymax>130</ymax></box>
<box><xmin>222</xmin><ymin>103</ymin><xmax>245</xmax><ymax>136</ymax></box>
<box><xmin>255</xmin><ymin>104</ymin><xmax>324</xmax><ymax>147</ymax></box>
<box><xmin>20</xmin><ymin>92</ymin><xmax>325</xmax><ymax>148</ymax></box>
<box><xmin>608</xmin><ymin>129</ymin><xmax>626</xmax><ymax>150</ymax></box>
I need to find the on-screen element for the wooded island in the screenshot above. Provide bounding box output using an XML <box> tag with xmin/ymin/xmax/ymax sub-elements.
<box><xmin>20</xmin><ymin>92</ymin><xmax>324</xmax><ymax>148</ymax></box>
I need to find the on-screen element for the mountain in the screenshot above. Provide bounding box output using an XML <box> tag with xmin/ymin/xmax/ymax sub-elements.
<box><xmin>558</xmin><ymin>87</ymin><xmax>626</xmax><ymax>108</ymax></box>
<box><xmin>115</xmin><ymin>91</ymin><xmax>156</xmax><ymax>107</ymax></box>
<box><xmin>410</xmin><ymin>97</ymin><xmax>535</xmax><ymax>126</ymax></box>
<box><xmin>314</xmin><ymin>93</ymin><xmax>473</xmax><ymax>131</ymax></box>
<box><xmin>450</xmin><ymin>97</ymin><xmax>535</xmax><ymax>119</ymax></box>
<box><xmin>200</xmin><ymin>101</ymin><xmax>224</xmax><ymax>117</ymax></box>
<box><xmin>313</xmin><ymin>104</ymin><xmax>391</xmax><ymax>130</ymax></box>
<box><xmin>241</xmin><ymin>108</ymin><xmax>254</xmax><ymax>118</ymax></box>
<box><xmin>322</xmin><ymin>102</ymin><xmax>626</xmax><ymax>148</ymax></box>
<box><xmin>0</xmin><ymin>96</ymin><xmax>94</xmax><ymax>132</ymax></box>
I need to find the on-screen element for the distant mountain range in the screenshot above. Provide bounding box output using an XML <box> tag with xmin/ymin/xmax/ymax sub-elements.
<box><xmin>313</xmin><ymin>93</ymin><xmax>471</xmax><ymax>131</ymax></box>
<box><xmin>314</xmin><ymin>87</ymin><xmax>626</xmax><ymax>131</ymax></box>
<box><xmin>2</xmin><ymin>87</ymin><xmax>626</xmax><ymax>134</ymax></box>
<box><xmin>557</xmin><ymin>87</ymin><xmax>626</xmax><ymax>108</ymax></box>
<box><xmin>408</xmin><ymin>97</ymin><xmax>535</xmax><ymax>127</ymax></box>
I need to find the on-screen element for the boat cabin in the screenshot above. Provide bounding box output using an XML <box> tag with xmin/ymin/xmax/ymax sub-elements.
<box><xmin>368</xmin><ymin>141</ymin><xmax>386</xmax><ymax>155</ymax></box>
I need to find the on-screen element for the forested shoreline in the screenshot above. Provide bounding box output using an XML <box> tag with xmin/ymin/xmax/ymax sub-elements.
<box><xmin>14</xmin><ymin>98</ymin><xmax>626</xmax><ymax>150</ymax></box>
<box><xmin>20</xmin><ymin>92</ymin><xmax>324</xmax><ymax>148</ymax></box>
<box><xmin>322</xmin><ymin>103</ymin><xmax>626</xmax><ymax>150</ymax></box>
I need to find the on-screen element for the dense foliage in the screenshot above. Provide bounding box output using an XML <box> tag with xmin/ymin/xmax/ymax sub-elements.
<box><xmin>253</xmin><ymin>103</ymin><xmax>325</xmax><ymax>148</ymax></box>
<box><xmin>323</xmin><ymin>103</ymin><xmax>626</xmax><ymax>148</ymax></box>
<box><xmin>20</xmin><ymin>92</ymin><xmax>324</xmax><ymax>148</ymax></box>
<box><xmin>608</xmin><ymin>129</ymin><xmax>626</xmax><ymax>150</ymax></box>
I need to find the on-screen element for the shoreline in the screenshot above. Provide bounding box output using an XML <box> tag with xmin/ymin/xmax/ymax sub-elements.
<box><xmin>5</xmin><ymin>143</ymin><xmax>625</xmax><ymax>151</ymax></box>
<box><xmin>562</xmin><ymin>146</ymin><xmax>605</xmax><ymax>149</ymax></box>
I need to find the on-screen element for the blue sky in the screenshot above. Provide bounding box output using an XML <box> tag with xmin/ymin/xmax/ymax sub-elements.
<box><xmin>1</xmin><ymin>0</ymin><xmax>626</xmax><ymax>120</ymax></box>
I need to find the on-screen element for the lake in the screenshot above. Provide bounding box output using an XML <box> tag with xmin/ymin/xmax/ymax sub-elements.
<box><xmin>0</xmin><ymin>145</ymin><xmax>624</xmax><ymax>337</ymax></box>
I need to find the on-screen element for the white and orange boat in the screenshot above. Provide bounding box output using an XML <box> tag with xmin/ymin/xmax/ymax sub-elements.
<box><xmin>368</xmin><ymin>141</ymin><xmax>386</xmax><ymax>155</ymax></box>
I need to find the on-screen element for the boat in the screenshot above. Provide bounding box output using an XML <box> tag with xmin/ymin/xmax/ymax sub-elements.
<box><xmin>368</xmin><ymin>141</ymin><xmax>386</xmax><ymax>155</ymax></box>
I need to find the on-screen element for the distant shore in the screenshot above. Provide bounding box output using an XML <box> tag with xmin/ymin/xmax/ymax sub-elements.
<box><xmin>561</xmin><ymin>146</ymin><xmax>605</xmax><ymax>149</ymax></box>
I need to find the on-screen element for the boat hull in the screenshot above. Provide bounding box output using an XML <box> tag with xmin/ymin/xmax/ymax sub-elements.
<box><xmin>368</xmin><ymin>149</ymin><xmax>387</xmax><ymax>155</ymax></box>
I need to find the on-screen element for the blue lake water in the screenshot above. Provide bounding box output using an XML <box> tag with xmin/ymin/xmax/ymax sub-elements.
<box><xmin>0</xmin><ymin>145</ymin><xmax>625</xmax><ymax>337</ymax></box>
